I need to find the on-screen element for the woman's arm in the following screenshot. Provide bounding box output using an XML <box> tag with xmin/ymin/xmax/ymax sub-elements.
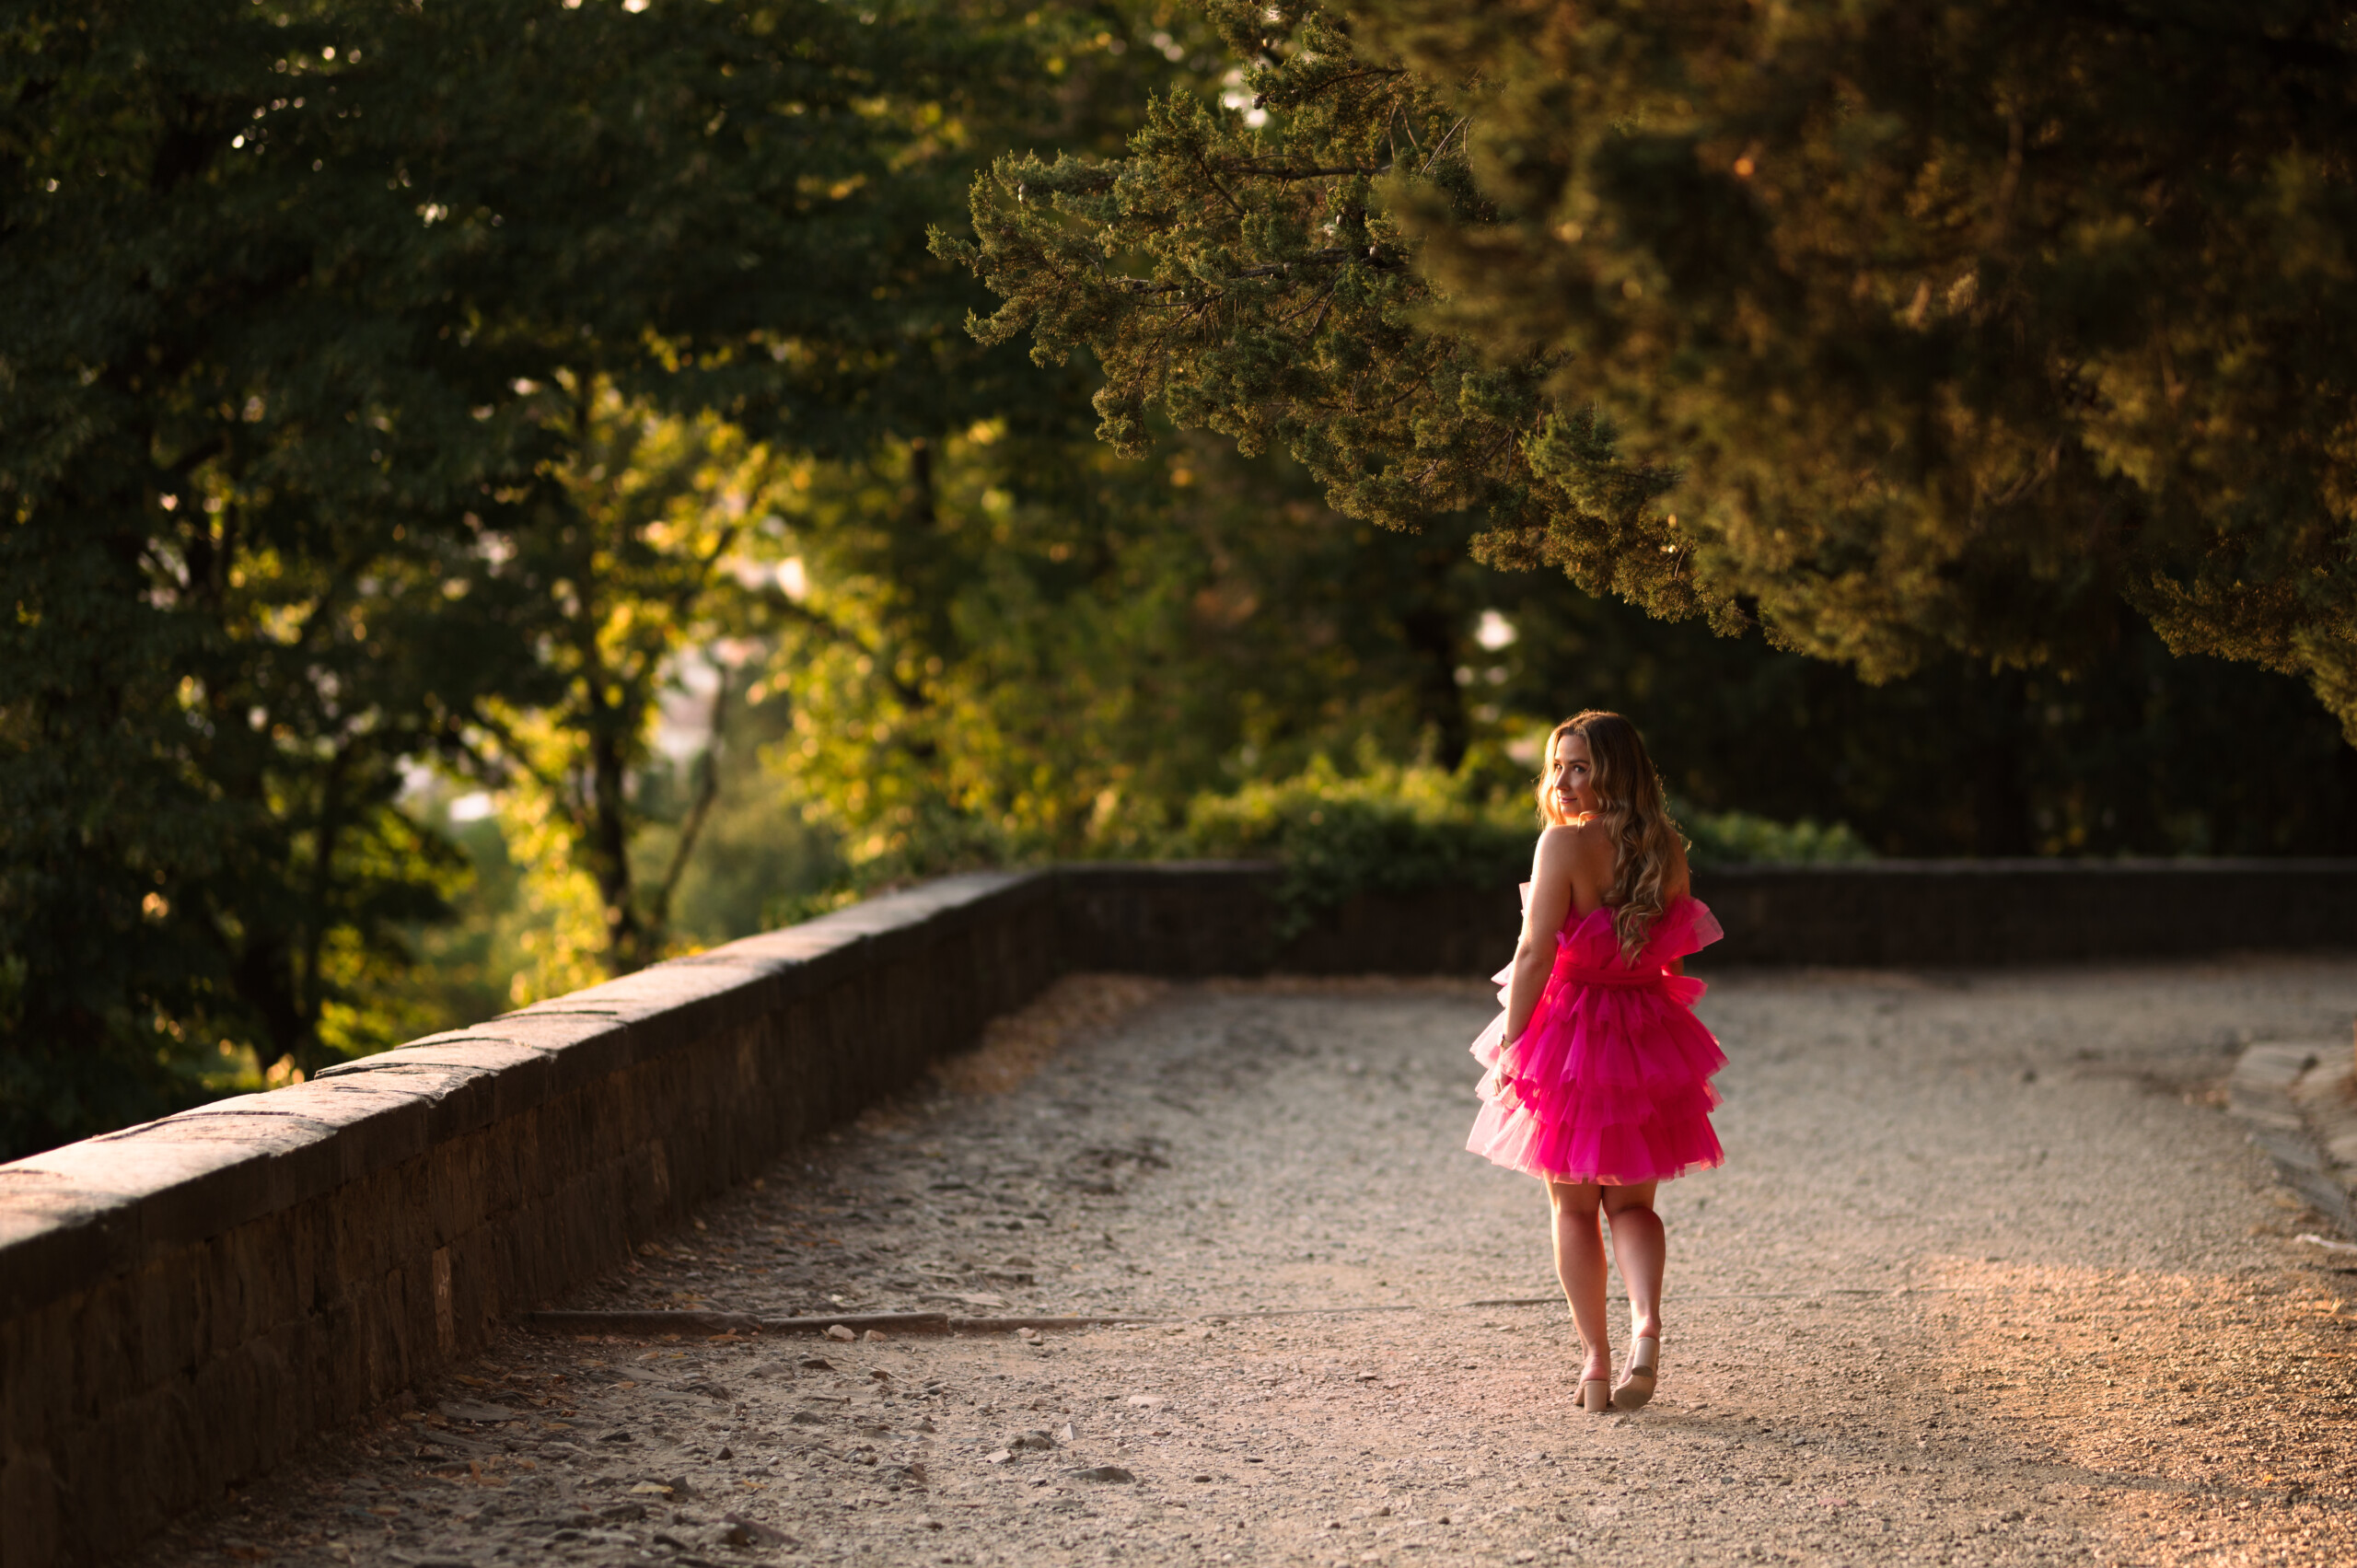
<box><xmin>1502</xmin><ymin>823</ymin><xmax>1608</xmax><ymax>1042</ymax></box>
<box><xmin>1502</xmin><ymin>833</ymin><xmax>1570</xmax><ymax>1044</ymax></box>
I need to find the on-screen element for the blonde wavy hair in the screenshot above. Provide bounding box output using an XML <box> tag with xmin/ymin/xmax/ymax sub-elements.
<box><xmin>1534</xmin><ymin>711</ymin><xmax>1685</xmax><ymax>959</ymax></box>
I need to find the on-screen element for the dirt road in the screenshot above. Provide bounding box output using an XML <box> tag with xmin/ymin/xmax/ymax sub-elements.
<box><xmin>130</xmin><ymin>959</ymin><xmax>2357</xmax><ymax>1568</ymax></box>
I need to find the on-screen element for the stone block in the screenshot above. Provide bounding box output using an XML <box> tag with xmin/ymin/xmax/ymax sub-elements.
<box><xmin>0</xmin><ymin>1298</ymin><xmax>75</xmax><ymax>1450</ymax></box>
<box><xmin>2238</xmin><ymin>1042</ymin><xmax>2325</xmax><ymax>1096</ymax></box>
<box><xmin>420</xmin><ymin>1134</ymin><xmax>487</xmax><ymax>1247</ymax></box>
<box><xmin>238</xmin><ymin>1321</ymin><xmax>310</xmax><ymax>1474</ymax></box>
<box><xmin>55</xmin><ymin>1380</ymin><xmax>197</xmax><ymax>1561</ymax></box>
<box><xmin>307</xmin><ymin>1299</ymin><xmax>373</xmax><ymax>1427</ymax></box>
<box><xmin>575</xmin><ymin>966</ymin><xmax>806</xmax><ymax>1068</ymax></box>
<box><xmin>1053</xmin><ymin>861</ymin><xmax>1277</xmax><ymax>974</ymax></box>
<box><xmin>57</xmin><ymin>1273</ymin><xmax>145</xmax><ymax>1434</ymax></box>
<box><xmin>127</xmin><ymin>1251</ymin><xmax>208</xmax><ymax>1392</ymax></box>
<box><xmin>1697</xmin><ymin>858</ymin><xmax>2357</xmax><ymax>966</ymax></box>
<box><xmin>89</xmin><ymin>1114</ymin><xmax>334</xmax><ymax>1250</ymax></box>
<box><xmin>489</xmin><ymin>990</ymin><xmax>676</xmax><ymax>1023</ymax></box>
<box><xmin>0</xmin><ymin>1173</ymin><xmax>141</xmax><ymax>1321</ymax></box>
<box><xmin>0</xmin><ymin>1444</ymin><xmax>64</xmax><ymax>1568</ymax></box>
<box><xmin>305</xmin><ymin>1060</ymin><xmax>505</xmax><ymax>1148</ymax></box>
<box><xmin>344</xmin><ymin>1268</ymin><xmax>411</xmax><ymax>1411</ymax></box>
<box><xmin>449</xmin><ymin>1012</ymin><xmax>636</xmax><ymax>1098</ymax></box>
<box><xmin>320</xmin><ymin>1160</ymin><xmax>426</xmax><ymax>1298</ymax></box>
<box><xmin>495</xmin><ymin>1206</ymin><xmax>548</xmax><ymax>1310</ymax></box>
<box><xmin>484</xmin><ymin>1103</ymin><xmax>541</xmax><ymax>1205</ymax></box>
<box><xmin>719</xmin><ymin>921</ymin><xmax>872</xmax><ymax>980</ymax></box>
<box><xmin>7</xmin><ymin>1106</ymin><xmax>372</xmax><ymax>1293</ymax></box>
<box><xmin>327</xmin><ymin>1041</ymin><xmax>556</xmax><ymax>1132</ymax></box>
<box><xmin>185</xmin><ymin>1327</ymin><xmax>302</xmax><ymax>1484</ymax></box>
<box><xmin>445</xmin><ymin>1230</ymin><xmax>511</xmax><ymax>1353</ymax></box>
<box><xmin>184</xmin><ymin>1237</ymin><xmax>240</xmax><ymax>1368</ymax></box>
<box><xmin>250</xmin><ymin>1078</ymin><xmax>434</xmax><ymax>1187</ymax></box>
<box><xmin>215</xmin><ymin>1214</ymin><xmax>301</xmax><ymax>1353</ymax></box>
<box><xmin>794</xmin><ymin>869</ymin><xmax>1028</xmax><ymax>938</ymax></box>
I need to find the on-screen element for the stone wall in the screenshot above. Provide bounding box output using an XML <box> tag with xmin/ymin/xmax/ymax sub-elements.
<box><xmin>1</xmin><ymin>870</ymin><xmax>1062</xmax><ymax>1568</ymax></box>
<box><xmin>4</xmin><ymin>857</ymin><xmax>2354</xmax><ymax>1566</ymax></box>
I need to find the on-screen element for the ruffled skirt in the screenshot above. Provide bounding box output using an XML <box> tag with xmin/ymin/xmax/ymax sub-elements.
<box><xmin>1467</xmin><ymin>958</ymin><xmax>1726</xmax><ymax>1186</ymax></box>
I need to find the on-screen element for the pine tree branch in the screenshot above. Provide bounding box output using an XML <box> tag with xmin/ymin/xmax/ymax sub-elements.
<box><xmin>1222</xmin><ymin>159</ymin><xmax>1393</xmax><ymax>180</ymax></box>
<box><xmin>1418</xmin><ymin>117</ymin><xmax>1468</xmax><ymax>176</ymax></box>
<box><xmin>1193</xmin><ymin>151</ymin><xmax>1248</xmax><ymax>218</ymax></box>
<box><xmin>1270</xmin><ymin>65</ymin><xmax>1409</xmax><ymax>106</ymax></box>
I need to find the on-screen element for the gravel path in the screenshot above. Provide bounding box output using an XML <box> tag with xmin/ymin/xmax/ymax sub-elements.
<box><xmin>128</xmin><ymin>959</ymin><xmax>2357</xmax><ymax>1568</ymax></box>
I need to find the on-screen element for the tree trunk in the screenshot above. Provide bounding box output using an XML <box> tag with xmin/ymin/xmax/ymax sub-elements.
<box><xmin>586</xmin><ymin>721</ymin><xmax>647</xmax><ymax>975</ymax></box>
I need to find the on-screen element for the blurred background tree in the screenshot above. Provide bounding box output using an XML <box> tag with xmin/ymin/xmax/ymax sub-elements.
<box><xmin>1375</xmin><ymin>0</ymin><xmax>2357</xmax><ymax>727</ymax></box>
<box><xmin>763</xmin><ymin>424</ymin><xmax>1499</xmax><ymax>874</ymax></box>
<box><xmin>5</xmin><ymin>0</ymin><xmax>2352</xmax><ymax>1161</ymax></box>
<box><xmin>0</xmin><ymin>0</ymin><xmax>1053</xmax><ymax>1148</ymax></box>
<box><xmin>952</xmin><ymin>0</ymin><xmax>2357</xmax><ymax>733</ymax></box>
<box><xmin>456</xmin><ymin>385</ymin><xmax>789</xmax><ymax>993</ymax></box>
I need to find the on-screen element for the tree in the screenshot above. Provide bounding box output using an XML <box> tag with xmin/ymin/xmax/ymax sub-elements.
<box><xmin>462</xmin><ymin>383</ymin><xmax>795</xmax><ymax>985</ymax></box>
<box><xmin>940</xmin><ymin>4</ymin><xmax>1703</xmax><ymax>631</ymax></box>
<box><xmin>759</xmin><ymin>419</ymin><xmax>1506</xmax><ymax>882</ymax></box>
<box><xmin>1472</xmin><ymin>589</ymin><xmax>2357</xmax><ymax>858</ymax></box>
<box><xmin>429</xmin><ymin>1</ymin><xmax>1260</xmax><ymax>987</ymax></box>
<box><xmin>946</xmin><ymin>0</ymin><xmax>2357</xmax><ymax>737</ymax></box>
<box><xmin>0</xmin><ymin>0</ymin><xmax>1023</xmax><ymax>1151</ymax></box>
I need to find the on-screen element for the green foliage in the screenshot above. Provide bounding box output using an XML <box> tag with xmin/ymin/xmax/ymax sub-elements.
<box><xmin>1679</xmin><ymin>808</ymin><xmax>1872</xmax><ymax>871</ymax></box>
<box><xmin>675</xmin><ymin>401</ymin><xmax>2351</xmax><ymax>935</ymax></box>
<box><xmin>630</xmin><ymin>694</ymin><xmax>845</xmax><ymax>952</ymax></box>
<box><xmin>0</xmin><ymin>0</ymin><xmax>1050</xmax><ymax>1152</ymax></box>
<box><xmin>1367</xmin><ymin>0</ymin><xmax>2357</xmax><ymax>717</ymax></box>
<box><xmin>391</xmin><ymin>805</ymin><xmax>526</xmax><ymax>1035</ymax></box>
<box><xmin>756</xmin><ymin>419</ymin><xmax>1509</xmax><ymax>884</ymax></box>
<box><xmin>935</xmin><ymin>3</ymin><xmax>1702</xmax><ymax>625</ymax></box>
<box><xmin>1175</xmin><ymin>750</ymin><xmax>1872</xmax><ymax>939</ymax></box>
<box><xmin>380</xmin><ymin>738</ymin><xmax>840</xmax><ymax>1022</ymax></box>
<box><xmin>459</xmin><ymin>387</ymin><xmax>802</xmax><ymax>982</ymax></box>
<box><xmin>1179</xmin><ymin>752</ymin><xmax>1528</xmax><ymax>938</ymax></box>
<box><xmin>950</xmin><ymin>0</ymin><xmax>2357</xmax><ymax>738</ymax></box>
<box><xmin>1479</xmin><ymin>587</ymin><xmax>2357</xmax><ymax>858</ymax></box>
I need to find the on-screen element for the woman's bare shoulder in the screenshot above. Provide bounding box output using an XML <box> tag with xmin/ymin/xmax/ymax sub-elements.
<box><xmin>1544</xmin><ymin>817</ymin><xmax>1613</xmax><ymax>845</ymax></box>
<box><xmin>1534</xmin><ymin>820</ymin><xmax>1600</xmax><ymax>854</ymax></box>
<box><xmin>1534</xmin><ymin>819</ymin><xmax>1612</xmax><ymax>872</ymax></box>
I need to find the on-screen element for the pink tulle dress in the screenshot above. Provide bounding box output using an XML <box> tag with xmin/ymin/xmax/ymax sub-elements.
<box><xmin>1467</xmin><ymin>890</ymin><xmax>1728</xmax><ymax>1185</ymax></box>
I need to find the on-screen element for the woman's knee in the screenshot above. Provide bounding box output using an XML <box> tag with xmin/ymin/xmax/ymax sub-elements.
<box><xmin>1548</xmin><ymin>1179</ymin><xmax>1603</xmax><ymax>1218</ymax></box>
<box><xmin>1600</xmin><ymin>1181</ymin><xmax>1659</xmax><ymax>1217</ymax></box>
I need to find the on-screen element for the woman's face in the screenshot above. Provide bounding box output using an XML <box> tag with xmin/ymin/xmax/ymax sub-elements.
<box><xmin>1550</xmin><ymin>730</ymin><xmax>1602</xmax><ymax>820</ymax></box>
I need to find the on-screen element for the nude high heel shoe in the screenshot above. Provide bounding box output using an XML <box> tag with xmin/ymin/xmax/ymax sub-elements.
<box><xmin>1612</xmin><ymin>1335</ymin><xmax>1660</xmax><ymax>1412</ymax></box>
<box><xmin>1576</xmin><ymin>1343</ymin><xmax>1613</xmax><ymax>1413</ymax></box>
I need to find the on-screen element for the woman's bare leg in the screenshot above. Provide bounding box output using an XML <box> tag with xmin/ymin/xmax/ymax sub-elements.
<box><xmin>1602</xmin><ymin>1180</ymin><xmax>1666</xmax><ymax>1344</ymax></box>
<box><xmin>1548</xmin><ymin>1180</ymin><xmax>1611</xmax><ymax>1381</ymax></box>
